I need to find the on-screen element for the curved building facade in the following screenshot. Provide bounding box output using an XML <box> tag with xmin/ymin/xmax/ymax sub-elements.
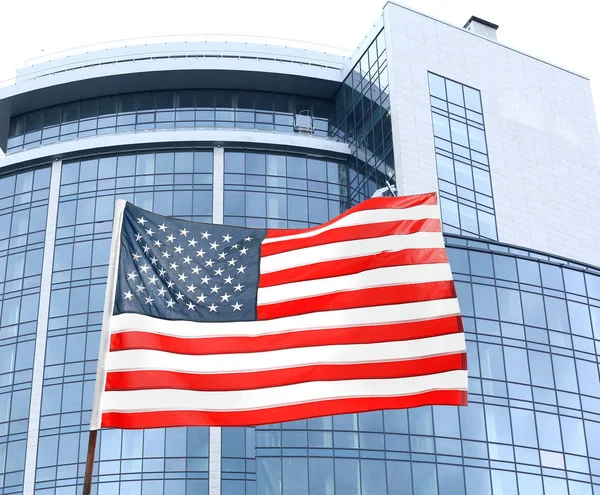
<box><xmin>1</xmin><ymin>4</ymin><xmax>600</xmax><ymax>495</ymax></box>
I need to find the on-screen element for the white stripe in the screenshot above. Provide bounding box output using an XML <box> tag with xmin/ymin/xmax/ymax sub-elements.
<box><xmin>260</xmin><ymin>232</ymin><xmax>444</xmax><ymax>274</ymax></box>
<box><xmin>110</xmin><ymin>298</ymin><xmax>461</xmax><ymax>339</ymax></box>
<box><xmin>101</xmin><ymin>370</ymin><xmax>467</xmax><ymax>413</ymax></box>
<box><xmin>262</xmin><ymin>205</ymin><xmax>441</xmax><ymax>245</ymax></box>
<box><xmin>257</xmin><ymin>263</ymin><xmax>453</xmax><ymax>305</ymax></box>
<box><xmin>106</xmin><ymin>333</ymin><xmax>466</xmax><ymax>374</ymax></box>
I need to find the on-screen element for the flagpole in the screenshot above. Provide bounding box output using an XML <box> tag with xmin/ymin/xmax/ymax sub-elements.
<box><xmin>83</xmin><ymin>199</ymin><xmax>127</xmax><ymax>494</ymax></box>
<box><xmin>82</xmin><ymin>429</ymin><xmax>98</xmax><ymax>494</ymax></box>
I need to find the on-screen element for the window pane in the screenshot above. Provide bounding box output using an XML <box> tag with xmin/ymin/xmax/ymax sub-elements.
<box><xmin>438</xmin><ymin>464</ymin><xmax>465</xmax><ymax>495</ymax></box>
<box><xmin>529</xmin><ymin>350</ymin><xmax>554</xmax><ymax>388</ymax></box>
<box><xmin>412</xmin><ymin>463</ymin><xmax>438</xmax><ymax>495</ymax></box>
<box><xmin>521</xmin><ymin>292</ymin><xmax>546</xmax><ymax>327</ymax></box>
<box><xmin>510</xmin><ymin>408</ymin><xmax>537</xmax><ymax>447</ymax></box>
<box><xmin>472</xmin><ymin>284</ymin><xmax>498</xmax><ymax>319</ymax></box>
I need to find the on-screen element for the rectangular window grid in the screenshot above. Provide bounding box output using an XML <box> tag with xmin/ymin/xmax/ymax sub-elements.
<box><xmin>331</xmin><ymin>29</ymin><xmax>394</xmax><ymax>204</ymax></box>
<box><xmin>428</xmin><ymin>73</ymin><xmax>498</xmax><ymax>240</ymax></box>
<box><xmin>0</xmin><ymin>164</ymin><xmax>51</xmax><ymax>494</ymax></box>
<box><xmin>6</xmin><ymin>91</ymin><xmax>333</xmax><ymax>154</ymax></box>
<box><xmin>34</xmin><ymin>150</ymin><xmax>213</xmax><ymax>494</ymax></box>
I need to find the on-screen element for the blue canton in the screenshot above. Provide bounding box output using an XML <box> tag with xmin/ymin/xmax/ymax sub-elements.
<box><xmin>114</xmin><ymin>203</ymin><xmax>266</xmax><ymax>322</ymax></box>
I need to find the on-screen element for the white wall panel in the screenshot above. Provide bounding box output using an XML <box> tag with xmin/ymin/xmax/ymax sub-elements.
<box><xmin>384</xmin><ymin>3</ymin><xmax>600</xmax><ymax>265</ymax></box>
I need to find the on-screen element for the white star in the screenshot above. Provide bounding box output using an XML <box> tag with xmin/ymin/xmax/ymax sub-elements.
<box><xmin>237</xmin><ymin>265</ymin><xmax>246</xmax><ymax>274</ymax></box>
<box><xmin>170</xmin><ymin>262</ymin><xmax>179</xmax><ymax>271</ymax></box>
<box><xmin>127</xmin><ymin>271</ymin><xmax>138</xmax><ymax>281</ymax></box>
<box><xmin>176</xmin><ymin>292</ymin><xmax>185</xmax><ymax>301</ymax></box>
<box><xmin>167</xmin><ymin>280</ymin><xmax>175</xmax><ymax>289</ymax></box>
<box><xmin>205</xmin><ymin>259</ymin><xmax>215</xmax><ymax>268</ymax></box>
<box><xmin>224</xmin><ymin>276</ymin><xmax>233</xmax><ymax>284</ymax></box>
<box><xmin>183</xmin><ymin>256</ymin><xmax>192</xmax><ymax>265</ymax></box>
<box><xmin>210</xmin><ymin>285</ymin><xmax>221</xmax><ymax>294</ymax></box>
<box><xmin>136</xmin><ymin>217</ymin><xmax>147</xmax><ymax>225</ymax></box>
<box><xmin>227</xmin><ymin>258</ymin><xmax>237</xmax><ymax>266</ymax></box>
<box><xmin>123</xmin><ymin>291</ymin><xmax>133</xmax><ymax>300</ymax></box>
<box><xmin>210</xmin><ymin>241</ymin><xmax>219</xmax><ymax>251</ymax></box>
<box><xmin>196</xmin><ymin>249</ymin><xmax>206</xmax><ymax>258</ymax></box>
<box><xmin>132</xmin><ymin>253</ymin><xmax>141</xmax><ymax>261</ymax></box>
<box><xmin>214</xmin><ymin>267</ymin><xmax>224</xmax><ymax>276</ymax></box>
<box><xmin>136</xmin><ymin>284</ymin><xmax>146</xmax><ymax>293</ymax></box>
<box><xmin>157</xmin><ymin>287</ymin><xmax>167</xmax><ymax>297</ymax></box>
<box><xmin>191</xmin><ymin>266</ymin><xmax>201</xmax><ymax>275</ymax></box>
<box><xmin>180</xmin><ymin>228</ymin><xmax>189</xmax><ymax>237</ymax></box>
<box><xmin>197</xmin><ymin>293</ymin><xmax>207</xmax><ymax>303</ymax></box>
<box><xmin>162</xmin><ymin>250</ymin><xmax>171</xmax><ymax>259</ymax></box>
<box><xmin>188</xmin><ymin>238</ymin><xmax>197</xmax><ymax>247</ymax></box>
<box><xmin>231</xmin><ymin>243</ymin><xmax>239</xmax><ymax>250</ymax></box>
<box><xmin>148</xmin><ymin>275</ymin><xmax>158</xmax><ymax>285</ymax></box>
<box><xmin>222</xmin><ymin>234</ymin><xmax>232</xmax><ymax>242</ymax></box>
<box><xmin>220</xmin><ymin>292</ymin><xmax>231</xmax><ymax>302</ymax></box>
<box><xmin>158</xmin><ymin>223</ymin><xmax>167</xmax><ymax>232</ymax></box>
<box><xmin>142</xmin><ymin>244</ymin><xmax>151</xmax><ymax>253</ymax></box>
<box><xmin>144</xmin><ymin>296</ymin><xmax>154</xmax><ymax>305</ymax></box>
<box><xmin>231</xmin><ymin>301</ymin><xmax>243</xmax><ymax>311</ymax></box>
<box><xmin>167</xmin><ymin>234</ymin><xmax>176</xmax><ymax>243</ymax></box>
<box><xmin>174</xmin><ymin>246</ymin><xmax>184</xmax><ymax>254</ymax></box>
<box><xmin>208</xmin><ymin>303</ymin><xmax>218</xmax><ymax>312</ymax></box>
<box><xmin>166</xmin><ymin>299</ymin><xmax>175</xmax><ymax>309</ymax></box>
<box><xmin>200</xmin><ymin>275</ymin><xmax>211</xmax><ymax>285</ymax></box>
<box><xmin>187</xmin><ymin>283</ymin><xmax>197</xmax><ymax>293</ymax></box>
<box><xmin>178</xmin><ymin>273</ymin><xmax>188</xmax><ymax>282</ymax></box>
<box><xmin>139</xmin><ymin>264</ymin><xmax>150</xmax><ymax>273</ymax></box>
<box><xmin>239</xmin><ymin>247</ymin><xmax>248</xmax><ymax>256</ymax></box>
<box><xmin>135</xmin><ymin>233</ymin><xmax>143</xmax><ymax>242</ymax></box>
<box><xmin>153</xmin><ymin>239</ymin><xmax>162</xmax><ymax>248</ymax></box>
<box><xmin>145</xmin><ymin>228</ymin><xmax>154</xmax><ymax>237</ymax></box>
<box><xmin>218</xmin><ymin>252</ymin><xmax>227</xmax><ymax>260</ymax></box>
<box><xmin>150</xmin><ymin>256</ymin><xmax>158</xmax><ymax>265</ymax></box>
<box><xmin>234</xmin><ymin>283</ymin><xmax>244</xmax><ymax>292</ymax></box>
<box><xmin>186</xmin><ymin>301</ymin><xmax>196</xmax><ymax>311</ymax></box>
<box><xmin>201</xmin><ymin>231</ymin><xmax>211</xmax><ymax>239</ymax></box>
<box><xmin>244</xmin><ymin>236</ymin><xmax>252</xmax><ymax>242</ymax></box>
<box><xmin>159</xmin><ymin>268</ymin><xmax>167</xmax><ymax>277</ymax></box>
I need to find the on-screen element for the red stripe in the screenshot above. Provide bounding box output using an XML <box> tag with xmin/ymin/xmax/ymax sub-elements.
<box><xmin>257</xmin><ymin>280</ymin><xmax>456</xmax><ymax>320</ymax></box>
<box><xmin>258</xmin><ymin>248</ymin><xmax>448</xmax><ymax>288</ymax></box>
<box><xmin>106</xmin><ymin>353</ymin><xmax>466</xmax><ymax>392</ymax></box>
<box><xmin>261</xmin><ymin>219</ymin><xmax>441</xmax><ymax>257</ymax></box>
<box><xmin>101</xmin><ymin>389</ymin><xmax>465</xmax><ymax>428</ymax></box>
<box><xmin>265</xmin><ymin>193</ymin><xmax>438</xmax><ymax>239</ymax></box>
<box><xmin>110</xmin><ymin>315</ymin><xmax>463</xmax><ymax>355</ymax></box>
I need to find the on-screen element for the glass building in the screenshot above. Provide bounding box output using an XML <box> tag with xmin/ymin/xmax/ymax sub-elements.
<box><xmin>1</xmin><ymin>5</ymin><xmax>600</xmax><ymax>495</ymax></box>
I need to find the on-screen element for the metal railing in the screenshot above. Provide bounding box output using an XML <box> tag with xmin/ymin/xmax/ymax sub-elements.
<box><xmin>0</xmin><ymin>35</ymin><xmax>351</xmax><ymax>89</ymax></box>
<box><xmin>24</xmin><ymin>34</ymin><xmax>352</xmax><ymax>66</ymax></box>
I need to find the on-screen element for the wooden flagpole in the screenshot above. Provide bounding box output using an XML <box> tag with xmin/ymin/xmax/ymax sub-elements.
<box><xmin>82</xmin><ymin>430</ymin><xmax>98</xmax><ymax>494</ymax></box>
<box><xmin>83</xmin><ymin>199</ymin><xmax>127</xmax><ymax>494</ymax></box>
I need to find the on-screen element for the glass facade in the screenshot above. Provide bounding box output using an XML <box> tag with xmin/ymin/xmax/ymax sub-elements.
<box><xmin>0</xmin><ymin>28</ymin><xmax>598</xmax><ymax>495</ymax></box>
<box><xmin>331</xmin><ymin>29</ymin><xmax>394</xmax><ymax>204</ymax></box>
<box><xmin>0</xmin><ymin>164</ymin><xmax>51</xmax><ymax>495</ymax></box>
<box><xmin>6</xmin><ymin>91</ymin><xmax>333</xmax><ymax>154</ymax></box>
<box><xmin>223</xmin><ymin>149</ymin><xmax>348</xmax><ymax>229</ymax></box>
<box><xmin>35</xmin><ymin>150</ymin><xmax>213</xmax><ymax>494</ymax></box>
<box><xmin>428</xmin><ymin>73</ymin><xmax>497</xmax><ymax>240</ymax></box>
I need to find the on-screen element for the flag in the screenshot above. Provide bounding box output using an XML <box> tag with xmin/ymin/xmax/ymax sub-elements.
<box><xmin>90</xmin><ymin>192</ymin><xmax>467</xmax><ymax>429</ymax></box>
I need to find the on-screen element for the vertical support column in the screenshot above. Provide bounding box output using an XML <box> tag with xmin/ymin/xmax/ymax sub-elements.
<box><xmin>23</xmin><ymin>159</ymin><xmax>62</xmax><ymax>495</ymax></box>
<box><xmin>213</xmin><ymin>146</ymin><xmax>224</xmax><ymax>224</ymax></box>
<box><xmin>209</xmin><ymin>146</ymin><xmax>224</xmax><ymax>495</ymax></box>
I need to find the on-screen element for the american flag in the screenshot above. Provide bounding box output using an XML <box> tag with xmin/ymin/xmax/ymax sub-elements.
<box><xmin>91</xmin><ymin>193</ymin><xmax>467</xmax><ymax>429</ymax></box>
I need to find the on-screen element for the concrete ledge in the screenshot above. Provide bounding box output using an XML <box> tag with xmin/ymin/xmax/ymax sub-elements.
<box><xmin>0</xmin><ymin>129</ymin><xmax>351</xmax><ymax>169</ymax></box>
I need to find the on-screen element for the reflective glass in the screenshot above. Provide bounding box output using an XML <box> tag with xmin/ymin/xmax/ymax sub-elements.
<box><xmin>8</xmin><ymin>90</ymin><xmax>334</xmax><ymax>153</ymax></box>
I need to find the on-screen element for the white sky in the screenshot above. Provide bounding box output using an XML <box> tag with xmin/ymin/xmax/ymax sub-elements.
<box><xmin>0</xmin><ymin>0</ymin><xmax>598</xmax><ymax>120</ymax></box>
